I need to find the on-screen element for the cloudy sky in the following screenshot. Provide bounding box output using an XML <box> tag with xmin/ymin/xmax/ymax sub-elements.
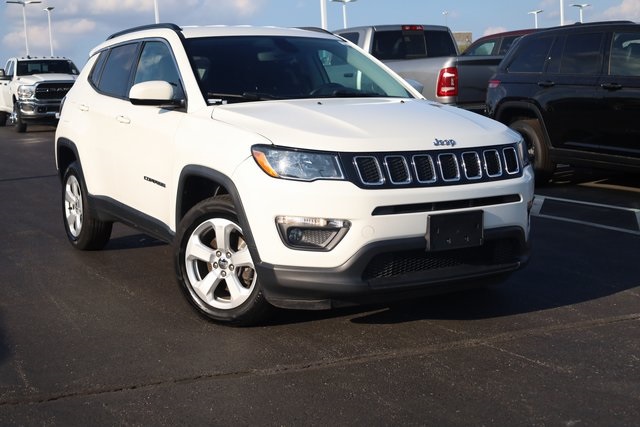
<box><xmin>2</xmin><ymin>0</ymin><xmax>639</xmax><ymax>68</ymax></box>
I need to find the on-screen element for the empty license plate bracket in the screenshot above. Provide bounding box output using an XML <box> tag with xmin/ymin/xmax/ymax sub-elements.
<box><xmin>426</xmin><ymin>210</ymin><xmax>484</xmax><ymax>251</ymax></box>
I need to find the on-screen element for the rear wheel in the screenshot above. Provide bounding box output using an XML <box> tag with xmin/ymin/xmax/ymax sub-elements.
<box><xmin>174</xmin><ymin>195</ymin><xmax>272</xmax><ymax>325</ymax></box>
<box><xmin>62</xmin><ymin>162</ymin><xmax>112</xmax><ymax>250</ymax></box>
<box><xmin>510</xmin><ymin>119</ymin><xmax>555</xmax><ymax>184</ymax></box>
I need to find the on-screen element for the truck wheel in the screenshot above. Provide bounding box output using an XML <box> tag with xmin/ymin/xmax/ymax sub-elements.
<box><xmin>13</xmin><ymin>103</ymin><xmax>27</xmax><ymax>133</ymax></box>
<box><xmin>510</xmin><ymin>119</ymin><xmax>555</xmax><ymax>184</ymax></box>
<box><xmin>0</xmin><ymin>111</ymin><xmax>7</xmax><ymax>127</ymax></box>
<box><xmin>62</xmin><ymin>162</ymin><xmax>112</xmax><ymax>250</ymax></box>
<box><xmin>174</xmin><ymin>195</ymin><xmax>272</xmax><ymax>325</ymax></box>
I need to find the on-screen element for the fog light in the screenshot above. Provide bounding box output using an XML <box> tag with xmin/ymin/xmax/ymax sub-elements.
<box><xmin>276</xmin><ymin>216</ymin><xmax>350</xmax><ymax>251</ymax></box>
<box><xmin>22</xmin><ymin>104</ymin><xmax>34</xmax><ymax>112</ymax></box>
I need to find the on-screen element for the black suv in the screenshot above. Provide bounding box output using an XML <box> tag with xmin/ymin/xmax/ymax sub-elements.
<box><xmin>486</xmin><ymin>21</ymin><xmax>640</xmax><ymax>183</ymax></box>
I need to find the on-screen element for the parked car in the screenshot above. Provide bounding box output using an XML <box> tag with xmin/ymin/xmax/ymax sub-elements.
<box><xmin>335</xmin><ymin>24</ymin><xmax>510</xmax><ymax>113</ymax></box>
<box><xmin>486</xmin><ymin>21</ymin><xmax>640</xmax><ymax>183</ymax></box>
<box><xmin>461</xmin><ymin>29</ymin><xmax>536</xmax><ymax>57</ymax></box>
<box><xmin>55</xmin><ymin>23</ymin><xmax>534</xmax><ymax>325</ymax></box>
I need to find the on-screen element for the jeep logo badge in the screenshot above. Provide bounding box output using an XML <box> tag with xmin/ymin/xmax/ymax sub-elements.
<box><xmin>433</xmin><ymin>138</ymin><xmax>457</xmax><ymax>147</ymax></box>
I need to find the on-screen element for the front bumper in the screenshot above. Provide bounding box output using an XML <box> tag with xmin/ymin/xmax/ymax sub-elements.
<box><xmin>257</xmin><ymin>226</ymin><xmax>529</xmax><ymax>309</ymax></box>
<box><xmin>16</xmin><ymin>100</ymin><xmax>61</xmax><ymax>123</ymax></box>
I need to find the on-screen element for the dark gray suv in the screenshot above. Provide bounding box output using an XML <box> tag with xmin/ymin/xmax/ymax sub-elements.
<box><xmin>486</xmin><ymin>21</ymin><xmax>640</xmax><ymax>183</ymax></box>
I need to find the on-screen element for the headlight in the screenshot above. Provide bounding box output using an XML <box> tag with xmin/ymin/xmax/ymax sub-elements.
<box><xmin>17</xmin><ymin>85</ymin><xmax>35</xmax><ymax>100</ymax></box>
<box><xmin>252</xmin><ymin>145</ymin><xmax>344</xmax><ymax>181</ymax></box>
<box><xmin>515</xmin><ymin>139</ymin><xmax>530</xmax><ymax>168</ymax></box>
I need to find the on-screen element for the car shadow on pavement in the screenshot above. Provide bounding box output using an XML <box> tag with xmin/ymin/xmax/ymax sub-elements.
<box><xmin>103</xmin><ymin>233</ymin><xmax>167</xmax><ymax>251</ymax></box>
<box><xmin>0</xmin><ymin>310</ymin><xmax>9</xmax><ymax>365</ymax></box>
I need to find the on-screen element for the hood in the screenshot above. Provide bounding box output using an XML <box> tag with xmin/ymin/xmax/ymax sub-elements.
<box><xmin>16</xmin><ymin>73</ymin><xmax>77</xmax><ymax>84</ymax></box>
<box><xmin>210</xmin><ymin>98</ymin><xmax>517</xmax><ymax>152</ymax></box>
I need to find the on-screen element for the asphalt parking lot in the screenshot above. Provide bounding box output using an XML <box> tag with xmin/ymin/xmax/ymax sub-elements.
<box><xmin>0</xmin><ymin>126</ymin><xmax>638</xmax><ymax>426</ymax></box>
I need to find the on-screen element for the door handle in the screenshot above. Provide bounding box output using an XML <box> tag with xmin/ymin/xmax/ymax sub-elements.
<box><xmin>116</xmin><ymin>115</ymin><xmax>131</xmax><ymax>124</ymax></box>
<box><xmin>537</xmin><ymin>81</ymin><xmax>555</xmax><ymax>88</ymax></box>
<box><xmin>601</xmin><ymin>82</ymin><xmax>623</xmax><ymax>91</ymax></box>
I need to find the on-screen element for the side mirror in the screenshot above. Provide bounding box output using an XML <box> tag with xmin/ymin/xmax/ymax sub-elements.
<box><xmin>129</xmin><ymin>80</ymin><xmax>183</xmax><ymax>107</ymax></box>
<box><xmin>0</xmin><ymin>69</ymin><xmax>8</xmax><ymax>80</ymax></box>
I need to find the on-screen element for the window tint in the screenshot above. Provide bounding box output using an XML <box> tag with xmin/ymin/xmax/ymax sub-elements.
<box><xmin>609</xmin><ymin>32</ymin><xmax>640</xmax><ymax>76</ymax></box>
<box><xmin>89</xmin><ymin>51</ymin><xmax>108</xmax><ymax>88</ymax></box>
<box><xmin>424</xmin><ymin>30</ymin><xmax>458</xmax><ymax>57</ymax></box>
<box><xmin>97</xmin><ymin>43</ymin><xmax>139</xmax><ymax>98</ymax></box>
<box><xmin>133</xmin><ymin>41</ymin><xmax>184</xmax><ymax>99</ymax></box>
<box><xmin>498</xmin><ymin>36</ymin><xmax>521</xmax><ymax>55</ymax></box>
<box><xmin>507</xmin><ymin>36</ymin><xmax>554</xmax><ymax>73</ymax></box>
<box><xmin>372</xmin><ymin>30</ymin><xmax>427</xmax><ymax>60</ymax></box>
<box><xmin>340</xmin><ymin>32</ymin><xmax>359</xmax><ymax>45</ymax></box>
<box><xmin>558</xmin><ymin>32</ymin><xmax>603</xmax><ymax>75</ymax></box>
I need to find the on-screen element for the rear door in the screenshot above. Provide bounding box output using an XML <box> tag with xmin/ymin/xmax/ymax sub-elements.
<box><xmin>598</xmin><ymin>30</ymin><xmax>640</xmax><ymax>160</ymax></box>
<box><xmin>539</xmin><ymin>31</ymin><xmax>605</xmax><ymax>151</ymax></box>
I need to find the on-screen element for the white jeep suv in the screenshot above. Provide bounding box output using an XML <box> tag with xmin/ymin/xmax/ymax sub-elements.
<box><xmin>55</xmin><ymin>24</ymin><xmax>535</xmax><ymax>325</ymax></box>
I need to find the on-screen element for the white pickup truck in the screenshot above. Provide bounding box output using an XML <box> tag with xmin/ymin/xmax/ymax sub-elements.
<box><xmin>0</xmin><ymin>56</ymin><xmax>78</xmax><ymax>132</ymax></box>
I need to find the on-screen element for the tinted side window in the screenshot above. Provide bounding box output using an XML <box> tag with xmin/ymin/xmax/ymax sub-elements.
<box><xmin>609</xmin><ymin>32</ymin><xmax>640</xmax><ymax>76</ymax></box>
<box><xmin>498</xmin><ymin>35</ymin><xmax>521</xmax><ymax>55</ymax></box>
<box><xmin>340</xmin><ymin>32</ymin><xmax>359</xmax><ymax>45</ymax></box>
<box><xmin>89</xmin><ymin>51</ymin><xmax>108</xmax><ymax>88</ymax></box>
<box><xmin>558</xmin><ymin>32</ymin><xmax>604</xmax><ymax>75</ymax></box>
<box><xmin>507</xmin><ymin>36</ymin><xmax>554</xmax><ymax>73</ymax></box>
<box><xmin>97</xmin><ymin>43</ymin><xmax>139</xmax><ymax>98</ymax></box>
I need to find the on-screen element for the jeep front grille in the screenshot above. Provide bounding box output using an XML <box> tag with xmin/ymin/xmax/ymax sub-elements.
<box><xmin>34</xmin><ymin>82</ymin><xmax>74</xmax><ymax>101</ymax></box>
<box><xmin>342</xmin><ymin>145</ymin><xmax>522</xmax><ymax>189</ymax></box>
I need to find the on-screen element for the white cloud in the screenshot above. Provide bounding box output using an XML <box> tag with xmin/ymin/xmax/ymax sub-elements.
<box><xmin>601</xmin><ymin>0</ymin><xmax>640</xmax><ymax>20</ymax></box>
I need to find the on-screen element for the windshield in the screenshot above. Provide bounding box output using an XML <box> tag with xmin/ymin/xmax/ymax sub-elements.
<box><xmin>184</xmin><ymin>35</ymin><xmax>413</xmax><ymax>104</ymax></box>
<box><xmin>16</xmin><ymin>60</ymin><xmax>79</xmax><ymax>76</ymax></box>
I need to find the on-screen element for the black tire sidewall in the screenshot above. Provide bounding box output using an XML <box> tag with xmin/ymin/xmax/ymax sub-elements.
<box><xmin>510</xmin><ymin>119</ymin><xmax>554</xmax><ymax>183</ymax></box>
<box><xmin>61</xmin><ymin>162</ymin><xmax>111</xmax><ymax>250</ymax></box>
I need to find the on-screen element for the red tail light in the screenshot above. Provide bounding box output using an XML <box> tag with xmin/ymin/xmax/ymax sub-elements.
<box><xmin>437</xmin><ymin>67</ymin><xmax>458</xmax><ymax>97</ymax></box>
<box><xmin>488</xmin><ymin>79</ymin><xmax>501</xmax><ymax>89</ymax></box>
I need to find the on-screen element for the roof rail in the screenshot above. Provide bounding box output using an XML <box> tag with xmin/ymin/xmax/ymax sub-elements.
<box><xmin>107</xmin><ymin>23</ymin><xmax>182</xmax><ymax>40</ymax></box>
<box><xmin>296</xmin><ymin>27</ymin><xmax>335</xmax><ymax>35</ymax></box>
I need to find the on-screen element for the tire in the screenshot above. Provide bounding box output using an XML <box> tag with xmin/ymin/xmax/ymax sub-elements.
<box><xmin>13</xmin><ymin>102</ymin><xmax>26</xmax><ymax>133</ymax></box>
<box><xmin>174</xmin><ymin>195</ymin><xmax>272</xmax><ymax>325</ymax></box>
<box><xmin>62</xmin><ymin>162</ymin><xmax>112</xmax><ymax>250</ymax></box>
<box><xmin>509</xmin><ymin>119</ymin><xmax>555</xmax><ymax>184</ymax></box>
<box><xmin>0</xmin><ymin>111</ymin><xmax>7</xmax><ymax>127</ymax></box>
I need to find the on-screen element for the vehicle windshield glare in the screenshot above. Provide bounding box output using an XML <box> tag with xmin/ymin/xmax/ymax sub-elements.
<box><xmin>184</xmin><ymin>35</ymin><xmax>413</xmax><ymax>104</ymax></box>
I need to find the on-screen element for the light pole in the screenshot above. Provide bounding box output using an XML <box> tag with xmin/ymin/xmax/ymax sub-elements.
<box><xmin>6</xmin><ymin>0</ymin><xmax>42</xmax><ymax>56</ymax></box>
<box><xmin>560</xmin><ymin>0</ymin><xmax>565</xmax><ymax>25</ymax></box>
<box><xmin>528</xmin><ymin>9</ymin><xmax>543</xmax><ymax>29</ymax></box>
<box><xmin>571</xmin><ymin>3</ymin><xmax>590</xmax><ymax>23</ymax></box>
<box><xmin>43</xmin><ymin>6</ymin><xmax>54</xmax><ymax>56</ymax></box>
<box><xmin>320</xmin><ymin>0</ymin><xmax>327</xmax><ymax>29</ymax></box>
<box><xmin>331</xmin><ymin>0</ymin><xmax>357</xmax><ymax>29</ymax></box>
<box><xmin>442</xmin><ymin>10</ymin><xmax>449</xmax><ymax>27</ymax></box>
<box><xmin>154</xmin><ymin>0</ymin><xmax>159</xmax><ymax>24</ymax></box>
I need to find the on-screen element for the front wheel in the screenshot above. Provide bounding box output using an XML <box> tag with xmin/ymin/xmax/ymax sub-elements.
<box><xmin>509</xmin><ymin>119</ymin><xmax>555</xmax><ymax>184</ymax></box>
<box><xmin>174</xmin><ymin>195</ymin><xmax>271</xmax><ymax>325</ymax></box>
<box><xmin>62</xmin><ymin>162</ymin><xmax>112</xmax><ymax>250</ymax></box>
<box><xmin>12</xmin><ymin>102</ymin><xmax>26</xmax><ymax>133</ymax></box>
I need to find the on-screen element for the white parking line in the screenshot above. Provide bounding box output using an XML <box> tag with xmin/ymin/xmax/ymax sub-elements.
<box><xmin>531</xmin><ymin>195</ymin><xmax>640</xmax><ymax>236</ymax></box>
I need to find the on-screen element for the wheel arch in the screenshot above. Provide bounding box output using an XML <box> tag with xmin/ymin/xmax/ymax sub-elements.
<box><xmin>175</xmin><ymin>165</ymin><xmax>261</xmax><ymax>263</ymax></box>
<box><xmin>494</xmin><ymin>101</ymin><xmax>553</xmax><ymax>148</ymax></box>
<box><xmin>56</xmin><ymin>137</ymin><xmax>81</xmax><ymax>181</ymax></box>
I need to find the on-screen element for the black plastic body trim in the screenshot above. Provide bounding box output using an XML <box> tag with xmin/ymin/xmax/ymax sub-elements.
<box><xmin>256</xmin><ymin>226</ymin><xmax>529</xmax><ymax>310</ymax></box>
